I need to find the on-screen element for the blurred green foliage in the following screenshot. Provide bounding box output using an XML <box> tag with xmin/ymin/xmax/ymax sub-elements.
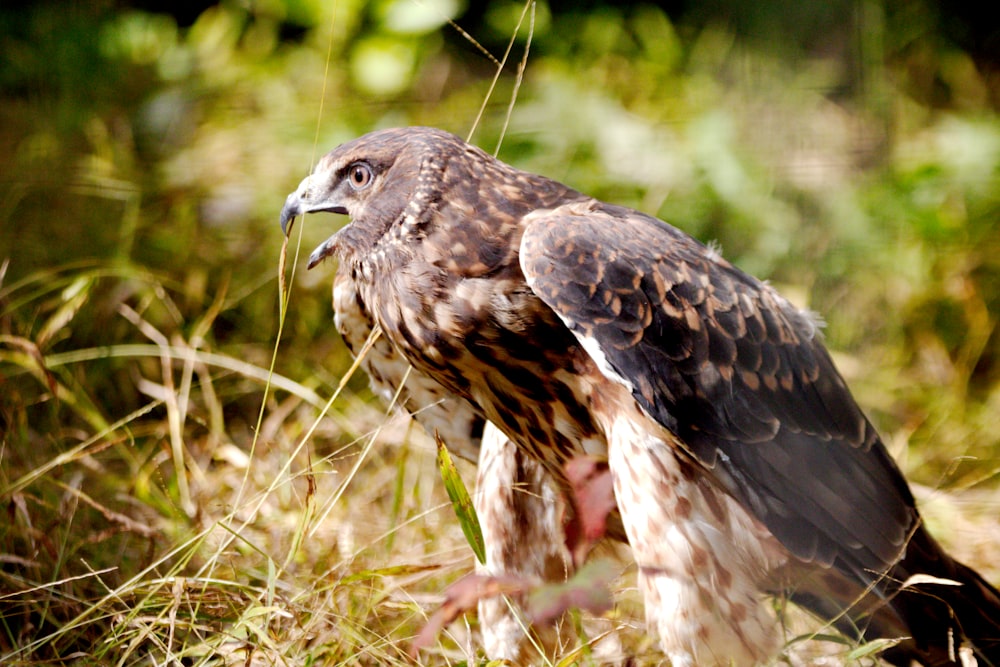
<box><xmin>2</xmin><ymin>0</ymin><xmax>999</xmax><ymax>481</ymax></box>
<box><xmin>0</xmin><ymin>0</ymin><xmax>998</xmax><ymax>658</ymax></box>
<box><xmin>2</xmin><ymin>0</ymin><xmax>999</xmax><ymax>473</ymax></box>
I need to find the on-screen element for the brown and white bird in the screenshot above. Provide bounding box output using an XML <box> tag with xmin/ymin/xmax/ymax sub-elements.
<box><xmin>281</xmin><ymin>126</ymin><xmax>1000</xmax><ymax>666</ymax></box>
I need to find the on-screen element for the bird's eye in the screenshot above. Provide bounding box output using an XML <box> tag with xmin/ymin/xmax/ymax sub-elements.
<box><xmin>347</xmin><ymin>163</ymin><xmax>372</xmax><ymax>190</ymax></box>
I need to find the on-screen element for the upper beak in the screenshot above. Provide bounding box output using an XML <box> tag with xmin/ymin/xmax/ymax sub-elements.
<box><xmin>279</xmin><ymin>189</ymin><xmax>302</xmax><ymax>236</ymax></box>
<box><xmin>280</xmin><ymin>174</ymin><xmax>351</xmax><ymax>269</ymax></box>
<box><xmin>279</xmin><ymin>174</ymin><xmax>348</xmax><ymax>236</ymax></box>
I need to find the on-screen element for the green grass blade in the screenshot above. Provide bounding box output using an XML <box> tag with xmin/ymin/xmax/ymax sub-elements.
<box><xmin>435</xmin><ymin>433</ymin><xmax>485</xmax><ymax>564</ymax></box>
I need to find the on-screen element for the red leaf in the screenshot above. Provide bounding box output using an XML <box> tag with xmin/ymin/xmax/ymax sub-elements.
<box><xmin>410</xmin><ymin>573</ymin><xmax>529</xmax><ymax>656</ymax></box>
<box><xmin>527</xmin><ymin>558</ymin><xmax>617</xmax><ymax>626</ymax></box>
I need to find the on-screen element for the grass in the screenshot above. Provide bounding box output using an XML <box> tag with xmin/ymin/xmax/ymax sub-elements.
<box><xmin>0</xmin><ymin>252</ymin><xmax>644</xmax><ymax>665</ymax></box>
<box><xmin>3</xmin><ymin>203</ymin><xmax>998</xmax><ymax>667</ymax></box>
<box><xmin>0</xmin><ymin>261</ymin><xmax>470</xmax><ymax>665</ymax></box>
<box><xmin>2</xmin><ymin>1</ymin><xmax>1000</xmax><ymax>664</ymax></box>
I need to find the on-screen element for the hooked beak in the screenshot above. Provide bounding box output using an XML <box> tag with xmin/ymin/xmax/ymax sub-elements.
<box><xmin>280</xmin><ymin>176</ymin><xmax>349</xmax><ymax>234</ymax></box>
<box><xmin>279</xmin><ymin>175</ymin><xmax>349</xmax><ymax>269</ymax></box>
<box><xmin>279</xmin><ymin>190</ymin><xmax>302</xmax><ymax>236</ymax></box>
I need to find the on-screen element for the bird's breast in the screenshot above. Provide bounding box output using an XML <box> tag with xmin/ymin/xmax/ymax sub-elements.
<box><xmin>358</xmin><ymin>256</ymin><xmax>609</xmax><ymax>476</ymax></box>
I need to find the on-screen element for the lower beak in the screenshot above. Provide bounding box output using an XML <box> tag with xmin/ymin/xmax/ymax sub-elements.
<box><xmin>280</xmin><ymin>177</ymin><xmax>349</xmax><ymax>268</ymax></box>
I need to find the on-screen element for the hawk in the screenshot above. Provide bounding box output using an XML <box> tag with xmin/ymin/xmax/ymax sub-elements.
<box><xmin>281</xmin><ymin>127</ymin><xmax>1000</xmax><ymax>666</ymax></box>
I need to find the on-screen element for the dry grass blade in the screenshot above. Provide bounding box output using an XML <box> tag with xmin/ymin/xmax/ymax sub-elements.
<box><xmin>307</xmin><ymin>324</ymin><xmax>407</xmax><ymax>539</ymax></box>
<box><xmin>118</xmin><ymin>302</ymin><xmax>195</xmax><ymax>515</ymax></box>
<box><xmin>466</xmin><ymin>0</ymin><xmax>536</xmax><ymax>148</ymax></box>
<box><xmin>898</xmin><ymin>574</ymin><xmax>964</xmax><ymax>589</ymax></box>
<box><xmin>0</xmin><ymin>335</ymin><xmax>110</xmax><ymax>432</ymax></box>
<box><xmin>51</xmin><ymin>481</ymin><xmax>157</xmax><ymax>538</ymax></box>
<box><xmin>0</xmin><ymin>567</ymin><xmax>120</xmax><ymax>603</ymax></box>
<box><xmin>34</xmin><ymin>275</ymin><xmax>93</xmax><ymax>348</ymax></box>
<box><xmin>36</xmin><ymin>344</ymin><xmax>325</xmax><ymax>407</ymax></box>
<box><xmin>494</xmin><ymin>0</ymin><xmax>535</xmax><ymax>155</ymax></box>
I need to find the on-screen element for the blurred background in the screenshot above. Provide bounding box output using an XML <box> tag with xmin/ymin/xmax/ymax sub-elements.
<box><xmin>1</xmin><ymin>0</ymin><xmax>999</xmax><ymax>663</ymax></box>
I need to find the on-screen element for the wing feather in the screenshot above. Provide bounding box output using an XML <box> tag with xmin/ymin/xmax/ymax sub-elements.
<box><xmin>520</xmin><ymin>200</ymin><xmax>918</xmax><ymax>582</ymax></box>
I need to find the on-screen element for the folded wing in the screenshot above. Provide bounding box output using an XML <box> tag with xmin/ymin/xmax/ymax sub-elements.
<box><xmin>520</xmin><ymin>200</ymin><xmax>918</xmax><ymax>586</ymax></box>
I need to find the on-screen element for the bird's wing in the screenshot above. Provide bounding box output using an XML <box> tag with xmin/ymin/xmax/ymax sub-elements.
<box><xmin>520</xmin><ymin>200</ymin><xmax>918</xmax><ymax>581</ymax></box>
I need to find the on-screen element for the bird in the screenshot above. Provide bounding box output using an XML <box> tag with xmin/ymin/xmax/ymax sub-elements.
<box><xmin>280</xmin><ymin>126</ymin><xmax>1000</xmax><ymax>666</ymax></box>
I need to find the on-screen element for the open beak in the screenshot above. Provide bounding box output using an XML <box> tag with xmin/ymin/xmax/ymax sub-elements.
<box><xmin>279</xmin><ymin>175</ymin><xmax>348</xmax><ymax>268</ymax></box>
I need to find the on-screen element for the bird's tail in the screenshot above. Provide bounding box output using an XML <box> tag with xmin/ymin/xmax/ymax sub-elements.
<box><xmin>882</xmin><ymin>527</ymin><xmax>1000</xmax><ymax>667</ymax></box>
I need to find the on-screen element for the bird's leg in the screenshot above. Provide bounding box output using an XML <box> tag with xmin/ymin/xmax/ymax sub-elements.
<box><xmin>606</xmin><ymin>413</ymin><xmax>786</xmax><ymax>667</ymax></box>
<box><xmin>473</xmin><ymin>421</ymin><xmax>574</xmax><ymax>660</ymax></box>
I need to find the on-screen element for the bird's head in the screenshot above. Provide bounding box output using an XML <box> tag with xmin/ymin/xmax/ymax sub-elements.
<box><xmin>280</xmin><ymin>127</ymin><xmax>466</xmax><ymax>269</ymax></box>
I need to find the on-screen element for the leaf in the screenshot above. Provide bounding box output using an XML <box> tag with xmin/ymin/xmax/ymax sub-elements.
<box><xmin>526</xmin><ymin>558</ymin><xmax>617</xmax><ymax>626</ymax></box>
<box><xmin>844</xmin><ymin>636</ymin><xmax>906</xmax><ymax>661</ymax></box>
<box><xmin>435</xmin><ymin>432</ymin><xmax>486</xmax><ymax>564</ymax></box>
<box><xmin>410</xmin><ymin>573</ymin><xmax>528</xmax><ymax>657</ymax></box>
